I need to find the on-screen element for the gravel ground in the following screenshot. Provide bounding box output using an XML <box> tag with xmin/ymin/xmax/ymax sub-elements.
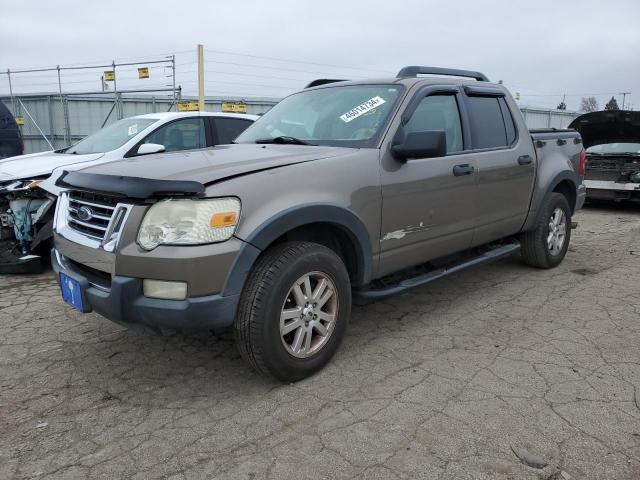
<box><xmin>1</xmin><ymin>205</ymin><xmax>640</xmax><ymax>480</ymax></box>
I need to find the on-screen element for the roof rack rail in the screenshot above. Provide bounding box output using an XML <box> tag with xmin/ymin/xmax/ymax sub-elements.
<box><xmin>305</xmin><ymin>79</ymin><xmax>348</xmax><ymax>88</ymax></box>
<box><xmin>397</xmin><ymin>66</ymin><xmax>489</xmax><ymax>82</ymax></box>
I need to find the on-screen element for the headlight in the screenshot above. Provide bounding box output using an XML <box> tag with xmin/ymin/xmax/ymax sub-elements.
<box><xmin>137</xmin><ymin>197</ymin><xmax>241</xmax><ymax>250</ymax></box>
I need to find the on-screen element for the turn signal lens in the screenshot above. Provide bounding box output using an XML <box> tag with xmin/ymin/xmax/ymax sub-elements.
<box><xmin>210</xmin><ymin>211</ymin><xmax>238</xmax><ymax>228</ymax></box>
<box><xmin>27</xmin><ymin>180</ymin><xmax>43</xmax><ymax>189</ymax></box>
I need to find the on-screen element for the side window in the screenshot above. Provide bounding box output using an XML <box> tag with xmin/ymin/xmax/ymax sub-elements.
<box><xmin>498</xmin><ymin>98</ymin><xmax>517</xmax><ymax>145</ymax></box>
<box><xmin>142</xmin><ymin>118</ymin><xmax>206</xmax><ymax>152</ymax></box>
<box><xmin>404</xmin><ymin>95</ymin><xmax>463</xmax><ymax>153</ymax></box>
<box><xmin>466</xmin><ymin>96</ymin><xmax>509</xmax><ymax>149</ymax></box>
<box><xmin>214</xmin><ymin>118</ymin><xmax>253</xmax><ymax>144</ymax></box>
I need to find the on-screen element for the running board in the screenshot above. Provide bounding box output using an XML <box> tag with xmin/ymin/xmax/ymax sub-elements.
<box><xmin>354</xmin><ymin>241</ymin><xmax>521</xmax><ymax>300</ymax></box>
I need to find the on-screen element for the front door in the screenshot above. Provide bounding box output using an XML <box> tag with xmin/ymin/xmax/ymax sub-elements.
<box><xmin>378</xmin><ymin>88</ymin><xmax>478</xmax><ymax>277</ymax></box>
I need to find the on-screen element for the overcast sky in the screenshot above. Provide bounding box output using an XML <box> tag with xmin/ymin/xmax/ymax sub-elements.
<box><xmin>1</xmin><ymin>0</ymin><xmax>638</xmax><ymax>111</ymax></box>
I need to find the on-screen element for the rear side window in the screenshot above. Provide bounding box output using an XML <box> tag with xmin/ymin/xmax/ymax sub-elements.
<box><xmin>214</xmin><ymin>118</ymin><xmax>253</xmax><ymax>144</ymax></box>
<box><xmin>498</xmin><ymin>98</ymin><xmax>517</xmax><ymax>145</ymax></box>
<box><xmin>466</xmin><ymin>96</ymin><xmax>511</xmax><ymax>149</ymax></box>
<box><xmin>143</xmin><ymin>118</ymin><xmax>206</xmax><ymax>153</ymax></box>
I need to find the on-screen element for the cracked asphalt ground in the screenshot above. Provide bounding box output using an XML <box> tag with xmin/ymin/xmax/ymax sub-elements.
<box><xmin>2</xmin><ymin>205</ymin><xmax>640</xmax><ymax>480</ymax></box>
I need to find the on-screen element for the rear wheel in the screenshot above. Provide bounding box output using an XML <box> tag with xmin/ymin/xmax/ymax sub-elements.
<box><xmin>520</xmin><ymin>192</ymin><xmax>571</xmax><ymax>269</ymax></box>
<box><xmin>234</xmin><ymin>241</ymin><xmax>351</xmax><ymax>381</ymax></box>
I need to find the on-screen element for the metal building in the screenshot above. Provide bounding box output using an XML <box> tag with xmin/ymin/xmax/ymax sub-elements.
<box><xmin>519</xmin><ymin>107</ymin><xmax>579</xmax><ymax>129</ymax></box>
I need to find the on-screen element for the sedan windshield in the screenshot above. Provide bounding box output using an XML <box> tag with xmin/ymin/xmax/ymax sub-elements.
<box><xmin>66</xmin><ymin>118</ymin><xmax>158</xmax><ymax>154</ymax></box>
<box><xmin>236</xmin><ymin>84</ymin><xmax>403</xmax><ymax>148</ymax></box>
<box><xmin>587</xmin><ymin>143</ymin><xmax>640</xmax><ymax>155</ymax></box>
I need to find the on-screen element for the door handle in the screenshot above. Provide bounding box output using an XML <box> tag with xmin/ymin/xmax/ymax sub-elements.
<box><xmin>453</xmin><ymin>164</ymin><xmax>474</xmax><ymax>176</ymax></box>
<box><xmin>518</xmin><ymin>155</ymin><xmax>533</xmax><ymax>165</ymax></box>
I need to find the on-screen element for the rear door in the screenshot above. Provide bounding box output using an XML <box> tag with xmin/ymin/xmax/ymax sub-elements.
<box><xmin>212</xmin><ymin>117</ymin><xmax>254</xmax><ymax>145</ymax></box>
<box><xmin>378</xmin><ymin>86</ymin><xmax>478</xmax><ymax>276</ymax></box>
<box><xmin>462</xmin><ymin>88</ymin><xmax>536</xmax><ymax>246</ymax></box>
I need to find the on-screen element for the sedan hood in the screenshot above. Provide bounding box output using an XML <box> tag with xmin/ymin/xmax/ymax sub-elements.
<box><xmin>568</xmin><ymin>111</ymin><xmax>640</xmax><ymax>149</ymax></box>
<box><xmin>74</xmin><ymin>144</ymin><xmax>353</xmax><ymax>186</ymax></box>
<box><xmin>0</xmin><ymin>151</ymin><xmax>105</xmax><ymax>182</ymax></box>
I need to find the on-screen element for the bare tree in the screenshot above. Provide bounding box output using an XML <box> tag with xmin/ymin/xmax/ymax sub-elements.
<box><xmin>580</xmin><ymin>97</ymin><xmax>599</xmax><ymax>112</ymax></box>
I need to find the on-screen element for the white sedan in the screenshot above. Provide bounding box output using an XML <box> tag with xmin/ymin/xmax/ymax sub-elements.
<box><xmin>0</xmin><ymin>111</ymin><xmax>257</xmax><ymax>272</ymax></box>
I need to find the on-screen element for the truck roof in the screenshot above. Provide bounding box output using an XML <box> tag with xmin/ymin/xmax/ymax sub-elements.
<box><xmin>304</xmin><ymin>65</ymin><xmax>503</xmax><ymax>91</ymax></box>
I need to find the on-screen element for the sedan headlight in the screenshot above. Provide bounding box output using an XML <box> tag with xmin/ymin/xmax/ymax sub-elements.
<box><xmin>137</xmin><ymin>197</ymin><xmax>241</xmax><ymax>250</ymax></box>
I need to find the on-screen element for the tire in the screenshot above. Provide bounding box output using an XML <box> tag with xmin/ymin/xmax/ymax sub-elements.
<box><xmin>520</xmin><ymin>192</ymin><xmax>572</xmax><ymax>269</ymax></box>
<box><xmin>234</xmin><ymin>241</ymin><xmax>352</xmax><ymax>382</ymax></box>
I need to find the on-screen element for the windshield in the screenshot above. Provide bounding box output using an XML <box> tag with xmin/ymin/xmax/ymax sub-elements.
<box><xmin>236</xmin><ymin>84</ymin><xmax>403</xmax><ymax>148</ymax></box>
<box><xmin>66</xmin><ymin>118</ymin><xmax>158</xmax><ymax>154</ymax></box>
<box><xmin>587</xmin><ymin>143</ymin><xmax>640</xmax><ymax>155</ymax></box>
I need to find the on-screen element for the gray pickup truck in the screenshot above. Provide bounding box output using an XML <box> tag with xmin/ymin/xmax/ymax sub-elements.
<box><xmin>51</xmin><ymin>66</ymin><xmax>586</xmax><ymax>381</ymax></box>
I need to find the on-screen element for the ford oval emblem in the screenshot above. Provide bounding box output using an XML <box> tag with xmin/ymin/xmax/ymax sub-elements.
<box><xmin>77</xmin><ymin>206</ymin><xmax>94</xmax><ymax>222</ymax></box>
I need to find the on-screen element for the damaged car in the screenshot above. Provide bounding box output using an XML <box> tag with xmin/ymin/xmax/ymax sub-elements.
<box><xmin>569</xmin><ymin>110</ymin><xmax>640</xmax><ymax>202</ymax></box>
<box><xmin>0</xmin><ymin>111</ymin><xmax>257</xmax><ymax>273</ymax></box>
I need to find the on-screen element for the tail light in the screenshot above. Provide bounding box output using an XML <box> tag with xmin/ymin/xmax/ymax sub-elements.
<box><xmin>579</xmin><ymin>149</ymin><xmax>586</xmax><ymax>176</ymax></box>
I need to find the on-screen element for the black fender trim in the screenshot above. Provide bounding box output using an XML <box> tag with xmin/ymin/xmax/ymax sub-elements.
<box><xmin>221</xmin><ymin>204</ymin><xmax>373</xmax><ymax>296</ymax></box>
<box><xmin>523</xmin><ymin>172</ymin><xmax>577</xmax><ymax>232</ymax></box>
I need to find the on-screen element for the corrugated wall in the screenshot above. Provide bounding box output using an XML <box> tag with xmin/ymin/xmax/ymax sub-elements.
<box><xmin>1</xmin><ymin>94</ymin><xmax>279</xmax><ymax>153</ymax></box>
<box><xmin>1</xmin><ymin>94</ymin><xmax>580</xmax><ymax>154</ymax></box>
<box><xmin>519</xmin><ymin>107</ymin><xmax>579</xmax><ymax>129</ymax></box>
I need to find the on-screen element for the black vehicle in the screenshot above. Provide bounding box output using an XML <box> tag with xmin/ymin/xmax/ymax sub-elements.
<box><xmin>569</xmin><ymin>110</ymin><xmax>640</xmax><ymax>202</ymax></box>
<box><xmin>0</xmin><ymin>100</ymin><xmax>23</xmax><ymax>159</ymax></box>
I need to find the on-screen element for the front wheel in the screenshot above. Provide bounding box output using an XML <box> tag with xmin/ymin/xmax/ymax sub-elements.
<box><xmin>520</xmin><ymin>192</ymin><xmax>572</xmax><ymax>269</ymax></box>
<box><xmin>234</xmin><ymin>241</ymin><xmax>352</xmax><ymax>381</ymax></box>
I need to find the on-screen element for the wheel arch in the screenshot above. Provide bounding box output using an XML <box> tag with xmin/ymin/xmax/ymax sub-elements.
<box><xmin>523</xmin><ymin>171</ymin><xmax>578</xmax><ymax>232</ymax></box>
<box><xmin>222</xmin><ymin>204</ymin><xmax>373</xmax><ymax>296</ymax></box>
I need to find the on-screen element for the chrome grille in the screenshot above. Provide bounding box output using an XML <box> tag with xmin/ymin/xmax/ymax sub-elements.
<box><xmin>67</xmin><ymin>191</ymin><xmax>118</xmax><ymax>240</ymax></box>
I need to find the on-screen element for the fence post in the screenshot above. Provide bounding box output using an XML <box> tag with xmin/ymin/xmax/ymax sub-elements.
<box><xmin>56</xmin><ymin>65</ymin><xmax>70</xmax><ymax>145</ymax></box>
<box><xmin>7</xmin><ymin>69</ymin><xmax>17</xmax><ymax>118</ymax></box>
<box><xmin>47</xmin><ymin>95</ymin><xmax>56</xmax><ymax>149</ymax></box>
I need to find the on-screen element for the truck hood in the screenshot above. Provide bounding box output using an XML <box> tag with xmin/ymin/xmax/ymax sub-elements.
<box><xmin>0</xmin><ymin>151</ymin><xmax>105</xmax><ymax>182</ymax></box>
<box><xmin>568</xmin><ymin>111</ymin><xmax>640</xmax><ymax>149</ymax></box>
<box><xmin>73</xmin><ymin>144</ymin><xmax>353</xmax><ymax>186</ymax></box>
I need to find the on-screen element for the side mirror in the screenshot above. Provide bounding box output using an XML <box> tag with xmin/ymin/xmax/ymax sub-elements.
<box><xmin>391</xmin><ymin>130</ymin><xmax>447</xmax><ymax>161</ymax></box>
<box><xmin>136</xmin><ymin>143</ymin><xmax>165</xmax><ymax>156</ymax></box>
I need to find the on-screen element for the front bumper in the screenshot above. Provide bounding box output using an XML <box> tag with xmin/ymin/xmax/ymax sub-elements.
<box><xmin>584</xmin><ymin>179</ymin><xmax>640</xmax><ymax>192</ymax></box>
<box><xmin>52</xmin><ymin>248</ymin><xmax>239</xmax><ymax>330</ymax></box>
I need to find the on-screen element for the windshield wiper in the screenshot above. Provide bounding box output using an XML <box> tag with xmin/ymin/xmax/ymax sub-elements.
<box><xmin>255</xmin><ymin>136</ymin><xmax>317</xmax><ymax>146</ymax></box>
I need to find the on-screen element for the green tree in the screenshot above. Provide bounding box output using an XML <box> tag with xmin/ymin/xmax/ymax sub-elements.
<box><xmin>605</xmin><ymin>96</ymin><xmax>619</xmax><ymax>110</ymax></box>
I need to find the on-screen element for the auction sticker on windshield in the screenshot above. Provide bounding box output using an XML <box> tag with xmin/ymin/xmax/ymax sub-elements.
<box><xmin>128</xmin><ymin>125</ymin><xmax>138</xmax><ymax>136</ymax></box>
<box><xmin>340</xmin><ymin>96</ymin><xmax>386</xmax><ymax>123</ymax></box>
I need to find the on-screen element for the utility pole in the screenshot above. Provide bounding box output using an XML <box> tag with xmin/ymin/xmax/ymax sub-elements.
<box><xmin>197</xmin><ymin>44</ymin><xmax>205</xmax><ymax>111</ymax></box>
<box><xmin>620</xmin><ymin>92</ymin><xmax>630</xmax><ymax>110</ymax></box>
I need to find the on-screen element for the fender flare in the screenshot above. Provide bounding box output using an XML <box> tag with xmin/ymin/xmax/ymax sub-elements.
<box><xmin>523</xmin><ymin>171</ymin><xmax>578</xmax><ymax>231</ymax></box>
<box><xmin>221</xmin><ymin>204</ymin><xmax>374</xmax><ymax>296</ymax></box>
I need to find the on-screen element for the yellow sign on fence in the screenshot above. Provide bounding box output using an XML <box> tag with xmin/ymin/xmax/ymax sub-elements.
<box><xmin>221</xmin><ymin>102</ymin><xmax>247</xmax><ymax>114</ymax></box>
<box><xmin>15</xmin><ymin>116</ymin><xmax>24</xmax><ymax>126</ymax></box>
<box><xmin>138</xmin><ymin>67</ymin><xmax>149</xmax><ymax>79</ymax></box>
<box><xmin>177</xmin><ymin>101</ymin><xmax>200</xmax><ymax>112</ymax></box>
<box><xmin>103</xmin><ymin>70</ymin><xmax>115</xmax><ymax>81</ymax></box>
